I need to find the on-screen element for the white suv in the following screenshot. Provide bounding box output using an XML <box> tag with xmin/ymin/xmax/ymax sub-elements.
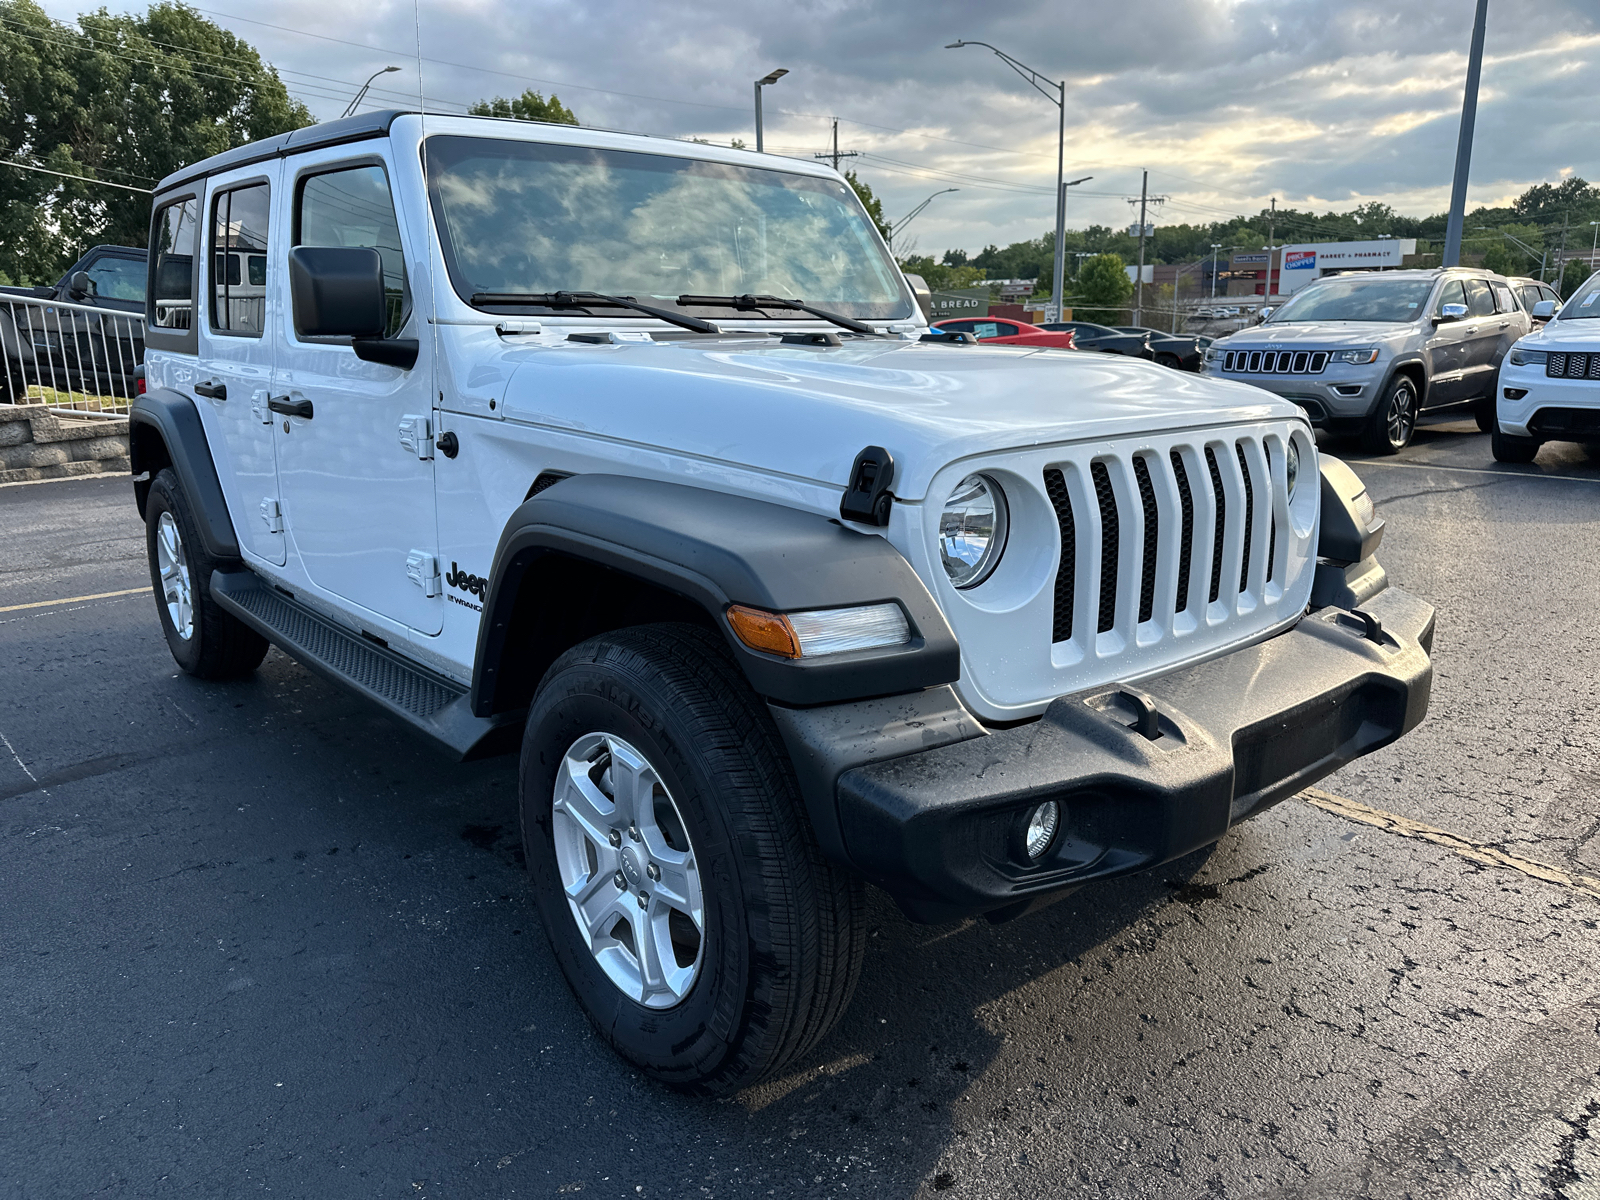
<box><xmin>129</xmin><ymin>111</ymin><xmax>1435</xmax><ymax>1092</ymax></box>
<box><xmin>1493</xmin><ymin>270</ymin><xmax>1600</xmax><ymax>462</ymax></box>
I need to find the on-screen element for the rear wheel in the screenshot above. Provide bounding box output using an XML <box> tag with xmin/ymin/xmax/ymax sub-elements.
<box><xmin>1491</xmin><ymin>423</ymin><xmax>1540</xmax><ymax>464</ymax></box>
<box><xmin>144</xmin><ymin>469</ymin><xmax>269</xmax><ymax>678</ymax></box>
<box><xmin>1360</xmin><ymin>374</ymin><xmax>1419</xmax><ymax>454</ymax></box>
<box><xmin>520</xmin><ymin>623</ymin><xmax>865</xmax><ymax>1094</ymax></box>
<box><xmin>1155</xmin><ymin>352</ymin><xmax>1181</xmax><ymax>369</ymax></box>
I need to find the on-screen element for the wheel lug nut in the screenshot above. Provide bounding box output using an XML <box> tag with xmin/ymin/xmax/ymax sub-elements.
<box><xmin>608</xmin><ymin>829</ymin><xmax>622</xmax><ymax>848</ymax></box>
<box><xmin>613</xmin><ymin>871</ymin><xmax>626</xmax><ymax>889</ymax></box>
<box><xmin>637</xmin><ymin>892</ymin><xmax>649</xmax><ymax>909</ymax></box>
<box><xmin>646</xmin><ymin>862</ymin><xmax>660</xmax><ymax>882</ymax></box>
<box><xmin>628</xmin><ymin>825</ymin><xmax>641</xmax><ymax>842</ymax></box>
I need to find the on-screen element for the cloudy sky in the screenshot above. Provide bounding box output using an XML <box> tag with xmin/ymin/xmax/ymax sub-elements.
<box><xmin>39</xmin><ymin>0</ymin><xmax>1600</xmax><ymax>256</ymax></box>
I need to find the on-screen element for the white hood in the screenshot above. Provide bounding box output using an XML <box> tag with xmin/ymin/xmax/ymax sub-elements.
<box><xmin>499</xmin><ymin>337</ymin><xmax>1300</xmax><ymax>500</ymax></box>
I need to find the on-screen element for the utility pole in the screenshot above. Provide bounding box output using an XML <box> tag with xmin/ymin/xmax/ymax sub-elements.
<box><xmin>1442</xmin><ymin>0</ymin><xmax>1489</xmax><ymax>268</ymax></box>
<box><xmin>1556</xmin><ymin>211</ymin><xmax>1570</xmax><ymax>291</ymax></box>
<box><xmin>813</xmin><ymin>118</ymin><xmax>858</xmax><ymax>172</ymax></box>
<box><xmin>1134</xmin><ymin>171</ymin><xmax>1149</xmax><ymax>324</ymax></box>
<box><xmin>1210</xmin><ymin>243</ymin><xmax>1222</xmax><ymax>301</ymax></box>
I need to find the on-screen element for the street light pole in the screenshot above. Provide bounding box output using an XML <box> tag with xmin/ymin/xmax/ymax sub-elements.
<box><xmin>1442</xmin><ymin>0</ymin><xmax>1489</xmax><ymax>268</ymax></box>
<box><xmin>342</xmin><ymin>65</ymin><xmax>400</xmax><ymax>119</ymax></box>
<box><xmin>1210</xmin><ymin>243</ymin><xmax>1222</xmax><ymax>300</ymax></box>
<box><xmin>947</xmin><ymin>40</ymin><xmax>1068</xmax><ymax>322</ymax></box>
<box><xmin>753</xmin><ymin>69</ymin><xmax>788</xmax><ymax>153</ymax></box>
<box><xmin>889</xmin><ymin>189</ymin><xmax>959</xmax><ymax>250</ymax></box>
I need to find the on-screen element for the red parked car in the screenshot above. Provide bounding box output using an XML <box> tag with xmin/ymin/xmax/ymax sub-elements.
<box><xmin>931</xmin><ymin>316</ymin><xmax>1076</xmax><ymax>349</ymax></box>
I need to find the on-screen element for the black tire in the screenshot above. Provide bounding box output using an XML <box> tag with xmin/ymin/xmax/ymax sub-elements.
<box><xmin>520</xmin><ymin>623</ymin><xmax>866</xmax><ymax>1094</ymax></box>
<box><xmin>1491</xmin><ymin>423</ymin><xmax>1539</xmax><ymax>464</ymax></box>
<box><xmin>144</xmin><ymin>468</ymin><xmax>269</xmax><ymax>679</ymax></box>
<box><xmin>1360</xmin><ymin>374</ymin><xmax>1420</xmax><ymax>454</ymax></box>
<box><xmin>1475</xmin><ymin>365</ymin><xmax>1502</xmax><ymax>433</ymax></box>
<box><xmin>1155</xmin><ymin>353</ymin><xmax>1180</xmax><ymax>369</ymax></box>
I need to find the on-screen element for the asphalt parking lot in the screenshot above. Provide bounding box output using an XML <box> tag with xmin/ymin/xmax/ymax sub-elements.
<box><xmin>4</xmin><ymin>419</ymin><xmax>1600</xmax><ymax>1200</ymax></box>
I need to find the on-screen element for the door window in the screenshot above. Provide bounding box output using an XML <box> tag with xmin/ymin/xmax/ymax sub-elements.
<box><xmin>1435</xmin><ymin>279</ymin><xmax>1466</xmax><ymax>314</ymax></box>
<box><xmin>210</xmin><ymin>183</ymin><xmax>271</xmax><ymax>336</ymax></box>
<box><xmin>971</xmin><ymin>321</ymin><xmax>1001</xmax><ymax>340</ymax></box>
<box><xmin>990</xmin><ymin>322</ymin><xmax>1019</xmax><ymax>337</ymax></box>
<box><xmin>295</xmin><ymin>165</ymin><xmax>408</xmax><ymax>338</ymax></box>
<box><xmin>149</xmin><ymin>197</ymin><xmax>198</xmax><ymax>330</ymax></box>
<box><xmin>86</xmin><ymin>256</ymin><xmax>146</xmax><ymax>302</ymax></box>
<box><xmin>1464</xmin><ymin>279</ymin><xmax>1495</xmax><ymax>317</ymax></box>
<box><xmin>939</xmin><ymin>320</ymin><xmax>974</xmax><ymax>333</ymax></box>
<box><xmin>1491</xmin><ymin>283</ymin><xmax>1517</xmax><ymax>313</ymax></box>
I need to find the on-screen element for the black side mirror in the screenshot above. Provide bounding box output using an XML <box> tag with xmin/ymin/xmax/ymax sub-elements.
<box><xmin>288</xmin><ymin>246</ymin><xmax>387</xmax><ymax>338</ymax></box>
<box><xmin>287</xmin><ymin>246</ymin><xmax>417</xmax><ymax>369</ymax></box>
<box><xmin>67</xmin><ymin>271</ymin><xmax>93</xmax><ymax>299</ymax></box>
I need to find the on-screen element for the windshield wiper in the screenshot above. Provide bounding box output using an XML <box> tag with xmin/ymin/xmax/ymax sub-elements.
<box><xmin>676</xmin><ymin>294</ymin><xmax>883</xmax><ymax>337</ymax></box>
<box><xmin>469</xmin><ymin>290</ymin><xmax>721</xmax><ymax>335</ymax></box>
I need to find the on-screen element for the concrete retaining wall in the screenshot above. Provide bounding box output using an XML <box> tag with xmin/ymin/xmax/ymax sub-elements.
<box><xmin>0</xmin><ymin>405</ymin><xmax>130</xmax><ymax>484</ymax></box>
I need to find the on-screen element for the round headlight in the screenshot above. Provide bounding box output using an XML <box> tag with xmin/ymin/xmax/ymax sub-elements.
<box><xmin>1285</xmin><ymin>438</ymin><xmax>1301</xmax><ymax>498</ymax></box>
<box><xmin>939</xmin><ymin>473</ymin><xmax>1008</xmax><ymax>589</ymax></box>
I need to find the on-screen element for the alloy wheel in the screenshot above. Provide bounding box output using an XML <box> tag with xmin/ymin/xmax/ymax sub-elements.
<box><xmin>552</xmin><ymin>732</ymin><xmax>705</xmax><ymax>1009</ymax></box>
<box><xmin>155</xmin><ymin>510</ymin><xmax>194</xmax><ymax>640</ymax></box>
<box><xmin>1386</xmin><ymin>382</ymin><xmax>1417</xmax><ymax>450</ymax></box>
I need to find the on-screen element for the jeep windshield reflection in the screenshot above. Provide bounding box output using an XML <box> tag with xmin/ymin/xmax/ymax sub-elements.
<box><xmin>1556</xmin><ymin>270</ymin><xmax>1600</xmax><ymax>320</ymax></box>
<box><xmin>425</xmin><ymin>136</ymin><xmax>912</xmax><ymax>321</ymax></box>
<box><xmin>1264</xmin><ymin>277</ymin><xmax>1435</xmax><ymax>324</ymax></box>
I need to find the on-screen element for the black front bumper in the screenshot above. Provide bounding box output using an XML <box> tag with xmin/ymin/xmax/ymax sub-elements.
<box><xmin>774</xmin><ymin>587</ymin><xmax>1434</xmax><ymax>924</ymax></box>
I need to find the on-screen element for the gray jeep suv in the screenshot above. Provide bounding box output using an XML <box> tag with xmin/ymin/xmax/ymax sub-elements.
<box><xmin>1202</xmin><ymin>268</ymin><xmax>1532</xmax><ymax>452</ymax></box>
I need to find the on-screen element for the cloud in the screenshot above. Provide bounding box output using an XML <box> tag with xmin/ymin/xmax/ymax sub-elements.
<box><xmin>39</xmin><ymin>0</ymin><xmax>1600</xmax><ymax>253</ymax></box>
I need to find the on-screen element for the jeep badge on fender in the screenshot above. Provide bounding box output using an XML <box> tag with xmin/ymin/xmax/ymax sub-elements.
<box><xmin>128</xmin><ymin>109</ymin><xmax>1435</xmax><ymax>1094</ymax></box>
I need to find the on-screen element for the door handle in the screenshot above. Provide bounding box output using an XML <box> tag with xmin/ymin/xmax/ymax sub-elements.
<box><xmin>1500</xmin><ymin>321</ymin><xmax>1511</xmax><ymax>328</ymax></box>
<box><xmin>267</xmin><ymin>395</ymin><xmax>313</xmax><ymax>419</ymax></box>
<box><xmin>194</xmin><ymin>381</ymin><xmax>226</xmax><ymax>400</ymax></box>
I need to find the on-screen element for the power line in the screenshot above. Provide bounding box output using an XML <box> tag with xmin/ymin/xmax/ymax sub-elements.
<box><xmin>0</xmin><ymin>159</ymin><xmax>151</xmax><ymax>193</ymax></box>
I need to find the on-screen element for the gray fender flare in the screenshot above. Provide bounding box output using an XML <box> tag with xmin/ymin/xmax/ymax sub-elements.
<box><xmin>128</xmin><ymin>387</ymin><xmax>240</xmax><ymax>560</ymax></box>
<box><xmin>470</xmin><ymin>474</ymin><xmax>960</xmax><ymax>715</ymax></box>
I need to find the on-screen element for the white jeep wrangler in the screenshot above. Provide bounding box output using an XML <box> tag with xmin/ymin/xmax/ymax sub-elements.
<box><xmin>130</xmin><ymin>111</ymin><xmax>1434</xmax><ymax>1093</ymax></box>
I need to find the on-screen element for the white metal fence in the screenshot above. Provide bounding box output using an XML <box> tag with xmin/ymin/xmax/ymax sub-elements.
<box><xmin>0</xmin><ymin>293</ymin><xmax>144</xmax><ymax>416</ymax></box>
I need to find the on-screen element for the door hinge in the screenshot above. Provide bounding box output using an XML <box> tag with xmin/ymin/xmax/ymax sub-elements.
<box><xmin>406</xmin><ymin>550</ymin><xmax>441</xmax><ymax>597</ymax></box>
<box><xmin>250</xmin><ymin>389</ymin><xmax>272</xmax><ymax>425</ymax></box>
<box><xmin>259</xmin><ymin>496</ymin><xmax>283</xmax><ymax>534</ymax></box>
<box><xmin>398</xmin><ymin>414</ymin><xmax>434</xmax><ymax>460</ymax></box>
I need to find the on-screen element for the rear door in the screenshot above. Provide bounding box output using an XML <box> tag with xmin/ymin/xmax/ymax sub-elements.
<box><xmin>272</xmin><ymin>149</ymin><xmax>441</xmax><ymax>635</ymax></box>
<box><xmin>195</xmin><ymin>165</ymin><xmax>285</xmax><ymax>566</ymax></box>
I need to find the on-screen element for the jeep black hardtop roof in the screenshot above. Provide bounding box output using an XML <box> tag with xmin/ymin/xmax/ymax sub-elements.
<box><xmin>155</xmin><ymin>109</ymin><xmax>413</xmax><ymax>195</ymax></box>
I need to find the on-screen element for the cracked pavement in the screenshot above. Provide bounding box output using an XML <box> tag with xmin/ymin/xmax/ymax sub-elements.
<box><xmin>3</xmin><ymin>420</ymin><xmax>1599</xmax><ymax>1199</ymax></box>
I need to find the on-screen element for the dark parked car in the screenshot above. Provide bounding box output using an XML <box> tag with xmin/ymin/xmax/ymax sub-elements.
<box><xmin>1507</xmin><ymin>276</ymin><xmax>1561</xmax><ymax>326</ymax></box>
<box><xmin>1038</xmin><ymin>321</ymin><xmax>1153</xmax><ymax>359</ymax></box>
<box><xmin>1114</xmin><ymin>326</ymin><xmax>1204</xmax><ymax>370</ymax></box>
<box><xmin>0</xmin><ymin>244</ymin><xmax>147</xmax><ymax>401</ymax></box>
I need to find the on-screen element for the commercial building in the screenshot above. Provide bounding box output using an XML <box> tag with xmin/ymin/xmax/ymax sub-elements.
<box><xmin>1218</xmin><ymin>239</ymin><xmax>1419</xmax><ymax>297</ymax></box>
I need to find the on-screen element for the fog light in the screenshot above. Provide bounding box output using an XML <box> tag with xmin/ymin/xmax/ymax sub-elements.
<box><xmin>1024</xmin><ymin>801</ymin><xmax>1059</xmax><ymax>860</ymax></box>
<box><xmin>1504</xmin><ymin>387</ymin><xmax>1528</xmax><ymax>400</ymax></box>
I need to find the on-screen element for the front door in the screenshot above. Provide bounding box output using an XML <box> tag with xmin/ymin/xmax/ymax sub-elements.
<box><xmin>1424</xmin><ymin>278</ymin><xmax>1473</xmax><ymax>407</ymax></box>
<box><xmin>195</xmin><ymin>166</ymin><xmax>284</xmax><ymax>566</ymax></box>
<box><xmin>272</xmin><ymin>152</ymin><xmax>441</xmax><ymax>635</ymax></box>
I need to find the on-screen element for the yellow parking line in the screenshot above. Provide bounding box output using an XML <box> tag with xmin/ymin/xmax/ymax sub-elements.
<box><xmin>0</xmin><ymin>586</ymin><xmax>151</xmax><ymax>614</ymax></box>
<box><xmin>1302</xmin><ymin>787</ymin><xmax>1600</xmax><ymax>902</ymax></box>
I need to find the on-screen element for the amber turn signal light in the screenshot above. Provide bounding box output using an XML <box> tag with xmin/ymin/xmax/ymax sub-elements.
<box><xmin>725</xmin><ymin>605</ymin><xmax>801</xmax><ymax>659</ymax></box>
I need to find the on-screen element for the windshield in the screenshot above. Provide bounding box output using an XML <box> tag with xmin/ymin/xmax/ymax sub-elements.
<box><xmin>425</xmin><ymin>136</ymin><xmax>911</xmax><ymax>320</ymax></box>
<box><xmin>1264</xmin><ymin>276</ymin><xmax>1435</xmax><ymax>324</ymax></box>
<box><xmin>1557</xmin><ymin>270</ymin><xmax>1600</xmax><ymax>320</ymax></box>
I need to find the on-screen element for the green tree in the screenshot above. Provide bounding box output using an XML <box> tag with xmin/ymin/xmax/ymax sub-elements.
<box><xmin>468</xmin><ymin>88</ymin><xmax>576</xmax><ymax>125</ymax></box>
<box><xmin>0</xmin><ymin>0</ymin><xmax>311</xmax><ymax>283</ymax></box>
<box><xmin>845</xmin><ymin>170</ymin><xmax>891</xmax><ymax>242</ymax></box>
<box><xmin>1074</xmin><ymin>253</ymin><xmax>1133</xmax><ymax>323</ymax></box>
<box><xmin>1480</xmin><ymin>244</ymin><xmax>1517</xmax><ymax>277</ymax></box>
<box><xmin>1560</xmin><ymin>257</ymin><xmax>1593</xmax><ymax>299</ymax></box>
<box><xmin>896</xmin><ymin>254</ymin><xmax>984</xmax><ymax>292</ymax></box>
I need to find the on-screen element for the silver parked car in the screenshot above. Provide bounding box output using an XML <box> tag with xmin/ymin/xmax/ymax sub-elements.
<box><xmin>1202</xmin><ymin>268</ymin><xmax>1533</xmax><ymax>452</ymax></box>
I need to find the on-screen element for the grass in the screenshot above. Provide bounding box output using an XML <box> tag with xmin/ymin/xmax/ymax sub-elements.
<box><xmin>8</xmin><ymin>384</ymin><xmax>130</xmax><ymax>416</ymax></box>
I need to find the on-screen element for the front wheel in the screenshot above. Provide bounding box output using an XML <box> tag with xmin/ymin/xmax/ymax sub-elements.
<box><xmin>1155</xmin><ymin>353</ymin><xmax>1181</xmax><ymax>369</ymax></box>
<box><xmin>520</xmin><ymin>623</ymin><xmax>866</xmax><ymax>1094</ymax></box>
<box><xmin>1360</xmin><ymin>375</ymin><xmax>1419</xmax><ymax>454</ymax></box>
<box><xmin>1491</xmin><ymin>423</ymin><xmax>1540</xmax><ymax>464</ymax></box>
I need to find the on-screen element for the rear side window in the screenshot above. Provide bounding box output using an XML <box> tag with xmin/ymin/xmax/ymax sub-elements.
<box><xmin>149</xmin><ymin>196</ymin><xmax>198</xmax><ymax>331</ymax></box>
<box><xmin>991</xmin><ymin>322</ymin><xmax>1019</xmax><ymax>336</ymax></box>
<box><xmin>1491</xmin><ymin>283</ymin><xmax>1517</xmax><ymax>313</ymax></box>
<box><xmin>1464</xmin><ymin>279</ymin><xmax>1495</xmax><ymax>317</ymax></box>
<box><xmin>86</xmin><ymin>256</ymin><xmax>146</xmax><ymax>302</ymax></box>
<box><xmin>295</xmin><ymin>165</ymin><xmax>408</xmax><ymax>338</ymax></box>
<box><xmin>210</xmin><ymin>183</ymin><xmax>270</xmax><ymax>336</ymax></box>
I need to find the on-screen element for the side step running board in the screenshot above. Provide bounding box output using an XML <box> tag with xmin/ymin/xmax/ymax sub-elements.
<box><xmin>210</xmin><ymin>568</ymin><xmax>522</xmax><ymax>761</ymax></box>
